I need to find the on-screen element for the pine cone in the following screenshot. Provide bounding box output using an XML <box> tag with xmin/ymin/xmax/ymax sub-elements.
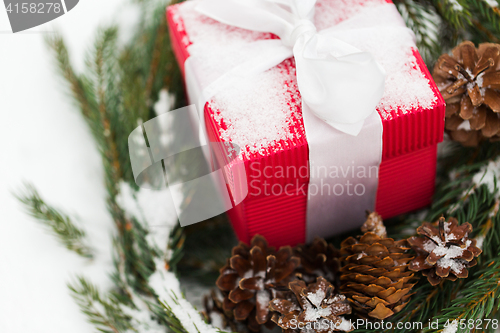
<box><xmin>216</xmin><ymin>235</ymin><xmax>300</xmax><ymax>331</ymax></box>
<box><xmin>433</xmin><ymin>41</ymin><xmax>500</xmax><ymax>146</ymax></box>
<box><xmin>269</xmin><ymin>277</ymin><xmax>353</xmax><ymax>333</ymax></box>
<box><xmin>340</xmin><ymin>212</ymin><xmax>416</xmax><ymax>320</ymax></box>
<box><xmin>408</xmin><ymin>217</ymin><xmax>482</xmax><ymax>286</ymax></box>
<box><xmin>293</xmin><ymin>238</ymin><xmax>341</xmax><ymax>287</ymax></box>
<box><xmin>202</xmin><ymin>290</ymin><xmax>239</xmax><ymax>332</ymax></box>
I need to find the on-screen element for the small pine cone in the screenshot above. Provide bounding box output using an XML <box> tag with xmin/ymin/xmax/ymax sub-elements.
<box><xmin>216</xmin><ymin>235</ymin><xmax>300</xmax><ymax>331</ymax></box>
<box><xmin>361</xmin><ymin>212</ymin><xmax>387</xmax><ymax>238</ymax></box>
<box><xmin>408</xmin><ymin>217</ymin><xmax>482</xmax><ymax>286</ymax></box>
<box><xmin>340</xmin><ymin>213</ymin><xmax>416</xmax><ymax>320</ymax></box>
<box><xmin>433</xmin><ymin>41</ymin><xmax>500</xmax><ymax>146</ymax></box>
<box><xmin>269</xmin><ymin>277</ymin><xmax>353</xmax><ymax>333</ymax></box>
<box><xmin>202</xmin><ymin>290</ymin><xmax>239</xmax><ymax>332</ymax></box>
<box><xmin>293</xmin><ymin>238</ymin><xmax>341</xmax><ymax>286</ymax></box>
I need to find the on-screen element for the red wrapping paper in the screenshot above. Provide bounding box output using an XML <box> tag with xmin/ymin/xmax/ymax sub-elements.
<box><xmin>166</xmin><ymin>0</ymin><xmax>446</xmax><ymax>247</ymax></box>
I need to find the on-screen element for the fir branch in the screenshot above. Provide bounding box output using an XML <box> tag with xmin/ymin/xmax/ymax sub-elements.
<box><xmin>468</xmin><ymin>0</ymin><xmax>500</xmax><ymax>43</ymax></box>
<box><xmin>85</xmin><ymin>26</ymin><xmax>122</xmax><ymax>195</ymax></box>
<box><xmin>16</xmin><ymin>184</ymin><xmax>93</xmax><ymax>259</ymax></box>
<box><xmin>46</xmin><ymin>28</ymin><xmax>124</xmax><ymax>202</ymax></box>
<box><xmin>44</xmin><ymin>34</ymin><xmax>93</xmax><ymax>119</ymax></box>
<box><xmin>395</xmin><ymin>0</ymin><xmax>443</xmax><ymax>63</ymax></box>
<box><xmin>424</xmin><ymin>259</ymin><xmax>500</xmax><ymax>333</ymax></box>
<box><xmin>430</xmin><ymin>0</ymin><xmax>472</xmax><ymax>29</ymax></box>
<box><xmin>68</xmin><ymin>276</ymin><xmax>135</xmax><ymax>333</ymax></box>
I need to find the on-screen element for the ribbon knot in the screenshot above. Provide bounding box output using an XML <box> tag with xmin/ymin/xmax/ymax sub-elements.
<box><xmin>195</xmin><ymin>0</ymin><xmax>414</xmax><ymax>136</ymax></box>
<box><xmin>286</xmin><ymin>19</ymin><xmax>316</xmax><ymax>47</ymax></box>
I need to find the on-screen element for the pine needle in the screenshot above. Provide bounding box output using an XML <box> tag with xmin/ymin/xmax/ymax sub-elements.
<box><xmin>15</xmin><ymin>183</ymin><xmax>94</xmax><ymax>259</ymax></box>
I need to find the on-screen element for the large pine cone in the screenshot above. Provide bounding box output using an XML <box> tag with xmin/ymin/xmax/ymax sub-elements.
<box><xmin>433</xmin><ymin>41</ymin><xmax>500</xmax><ymax>146</ymax></box>
<box><xmin>293</xmin><ymin>237</ymin><xmax>341</xmax><ymax>286</ymax></box>
<box><xmin>408</xmin><ymin>217</ymin><xmax>482</xmax><ymax>286</ymax></box>
<box><xmin>340</xmin><ymin>213</ymin><xmax>416</xmax><ymax>320</ymax></box>
<box><xmin>269</xmin><ymin>277</ymin><xmax>353</xmax><ymax>333</ymax></box>
<box><xmin>216</xmin><ymin>235</ymin><xmax>300</xmax><ymax>331</ymax></box>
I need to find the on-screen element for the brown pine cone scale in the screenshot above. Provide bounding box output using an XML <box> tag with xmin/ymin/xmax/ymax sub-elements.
<box><xmin>340</xmin><ymin>212</ymin><xmax>416</xmax><ymax>320</ymax></box>
<box><xmin>270</xmin><ymin>277</ymin><xmax>353</xmax><ymax>333</ymax></box>
<box><xmin>433</xmin><ymin>41</ymin><xmax>500</xmax><ymax>146</ymax></box>
<box><xmin>216</xmin><ymin>235</ymin><xmax>300</xmax><ymax>331</ymax></box>
<box><xmin>293</xmin><ymin>237</ymin><xmax>341</xmax><ymax>286</ymax></box>
<box><xmin>408</xmin><ymin>217</ymin><xmax>482</xmax><ymax>286</ymax></box>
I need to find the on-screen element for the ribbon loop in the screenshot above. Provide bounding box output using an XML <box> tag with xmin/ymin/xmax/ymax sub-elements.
<box><xmin>195</xmin><ymin>0</ymin><xmax>389</xmax><ymax>135</ymax></box>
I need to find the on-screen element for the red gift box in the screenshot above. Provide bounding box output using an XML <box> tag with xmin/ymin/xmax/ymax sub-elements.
<box><xmin>167</xmin><ymin>0</ymin><xmax>445</xmax><ymax>247</ymax></box>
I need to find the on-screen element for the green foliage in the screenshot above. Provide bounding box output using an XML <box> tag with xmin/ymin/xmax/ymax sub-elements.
<box><xmin>394</xmin><ymin>0</ymin><xmax>500</xmax><ymax>67</ymax></box>
<box><xmin>424</xmin><ymin>259</ymin><xmax>500</xmax><ymax>333</ymax></box>
<box><xmin>68</xmin><ymin>276</ymin><xmax>135</xmax><ymax>333</ymax></box>
<box><xmin>395</xmin><ymin>0</ymin><xmax>443</xmax><ymax>63</ymax></box>
<box><xmin>16</xmin><ymin>183</ymin><xmax>94</xmax><ymax>259</ymax></box>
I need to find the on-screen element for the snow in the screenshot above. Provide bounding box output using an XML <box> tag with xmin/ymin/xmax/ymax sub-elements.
<box><xmin>307</xmin><ymin>289</ymin><xmax>327</xmax><ymax>308</ymax></box>
<box><xmin>122</xmin><ymin>294</ymin><xmax>168</xmax><ymax>333</ymax></box>
<box><xmin>336</xmin><ymin>317</ymin><xmax>353</xmax><ymax>331</ymax></box>
<box><xmin>473</xmin><ymin>157</ymin><xmax>500</xmax><ymax>194</ymax></box>
<box><xmin>449</xmin><ymin>0</ymin><xmax>464</xmax><ymax>12</ymax></box>
<box><xmin>256</xmin><ymin>290</ymin><xmax>270</xmax><ymax>311</ymax></box>
<box><xmin>149</xmin><ymin>260</ymin><xmax>222</xmax><ymax>333</ymax></box>
<box><xmin>212</xmin><ymin>63</ymin><xmax>302</xmax><ymax>156</ymax></box>
<box><xmin>423</xmin><ymin>240</ymin><xmax>438</xmax><ymax>252</ymax></box>
<box><xmin>422</xmin><ymin>220</ymin><xmax>473</xmax><ymax>275</ymax></box>
<box><xmin>116</xmin><ymin>181</ymin><xmax>179</xmax><ymax>254</ymax></box>
<box><xmin>485</xmin><ymin>0</ymin><xmax>499</xmax><ymax>8</ymax></box>
<box><xmin>457</xmin><ymin>120</ymin><xmax>471</xmax><ymax>131</ymax></box>
<box><xmin>475</xmin><ymin>234</ymin><xmax>485</xmax><ymax>250</ymax></box>
<box><xmin>154</xmin><ymin>89</ymin><xmax>176</xmax><ymax>116</ymax></box>
<box><xmin>442</xmin><ymin>319</ymin><xmax>459</xmax><ymax>333</ymax></box>
<box><xmin>301</xmin><ymin>292</ymin><xmax>347</xmax><ymax>322</ymax></box>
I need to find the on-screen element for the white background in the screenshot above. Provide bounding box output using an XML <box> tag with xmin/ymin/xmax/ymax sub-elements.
<box><xmin>0</xmin><ymin>1</ymin><xmax>140</xmax><ymax>331</ymax></box>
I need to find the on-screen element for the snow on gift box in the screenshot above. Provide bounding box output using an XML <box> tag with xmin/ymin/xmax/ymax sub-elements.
<box><xmin>166</xmin><ymin>0</ymin><xmax>445</xmax><ymax>247</ymax></box>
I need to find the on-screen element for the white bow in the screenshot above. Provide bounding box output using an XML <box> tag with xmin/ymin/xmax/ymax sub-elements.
<box><xmin>196</xmin><ymin>0</ymin><xmax>387</xmax><ymax>135</ymax></box>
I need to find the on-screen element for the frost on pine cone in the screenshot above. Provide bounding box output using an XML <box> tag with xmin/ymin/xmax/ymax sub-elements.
<box><xmin>408</xmin><ymin>217</ymin><xmax>482</xmax><ymax>286</ymax></box>
<box><xmin>269</xmin><ymin>277</ymin><xmax>353</xmax><ymax>333</ymax></box>
<box><xmin>339</xmin><ymin>212</ymin><xmax>416</xmax><ymax>320</ymax></box>
<box><xmin>433</xmin><ymin>41</ymin><xmax>500</xmax><ymax>146</ymax></box>
<box><xmin>202</xmin><ymin>290</ymin><xmax>239</xmax><ymax>332</ymax></box>
<box><xmin>216</xmin><ymin>235</ymin><xmax>300</xmax><ymax>331</ymax></box>
<box><xmin>293</xmin><ymin>238</ymin><xmax>341</xmax><ymax>286</ymax></box>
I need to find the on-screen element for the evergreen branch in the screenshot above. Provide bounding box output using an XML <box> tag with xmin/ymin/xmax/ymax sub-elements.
<box><xmin>44</xmin><ymin>34</ymin><xmax>93</xmax><ymax>119</ymax></box>
<box><xmin>158</xmin><ymin>298</ymin><xmax>191</xmax><ymax>333</ymax></box>
<box><xmin>430</xmin><ymin>0</ymin><xmax>472</xmax><ymax>29</ymax></box>
<box><xmin>88</xmin><ymin>26</ymin><xmax>123</xmax><ymax>195</ymax></box>
<box><xmin>68</xmin><ymin>276</ymin><xmax>135</xmax><ymax>333</ymax></box>
<box><xmin>15</xmin><ymin>184</ymin><xmax>93</xmax><ymax>259</ymax></box>
<box><xmin>395</xmin><ymin>0</ymin><xmax>443</xmax><ymax>63</ymax></box>
<box><xmin>424</xmin><ymin>259</ymin><xmax>500</xmax><ymax>333</ymax></box>
<box><xmin>46</xmin><ymin>28</ymin><xmax>124</xmax><ymax>202</ymax></box>
<box><xmin>468</xmin><ymin>0</ymin><xmax>500</xmax><ymax>43</ymax></box>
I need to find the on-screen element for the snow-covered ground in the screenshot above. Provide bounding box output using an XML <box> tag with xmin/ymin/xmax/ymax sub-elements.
<box><xmin>0</xmin><ymin>1</ymin><xmax>139</xmax><ymax>332</ymax></box>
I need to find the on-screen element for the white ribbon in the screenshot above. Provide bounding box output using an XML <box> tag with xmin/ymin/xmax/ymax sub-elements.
<box><xmin>196</xmin><ymin>0</ymin><xmax>387</xmax><ymax>135</ymax></box>
<box><xmin>183</xmin><ymin>0</ymin><xmax>415</xmax><ymax>241</ymax></box>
